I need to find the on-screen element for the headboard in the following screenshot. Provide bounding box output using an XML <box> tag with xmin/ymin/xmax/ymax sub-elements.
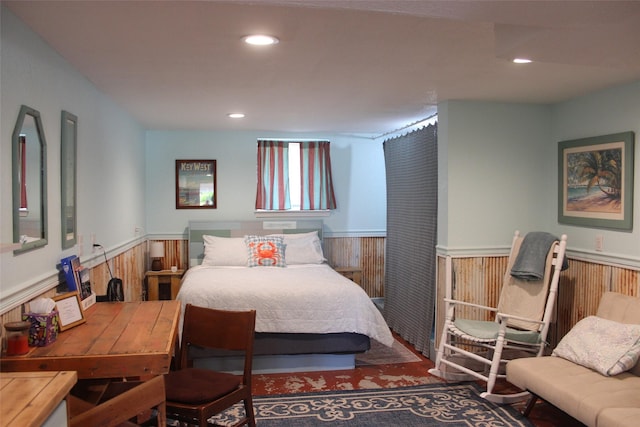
<box><xmin>188</xmin><ymin>220</ymin><xmax>324</xmax><ymax>268</ymax></box>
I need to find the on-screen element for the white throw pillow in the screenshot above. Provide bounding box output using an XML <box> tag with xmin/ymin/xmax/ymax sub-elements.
<box><xmin>269</xmin><ymin>231</ymin><xmax>326</xmax><ymax>264</ymax></box>
<box><xmin>552</xmin><ymin>316</ymin><xmax>640</xmax><ymax>376</ymax></box>
<box><xmin>202</xmin><ymin>235</ymin><xmax>248</xmax><ymax>266</ymax></box>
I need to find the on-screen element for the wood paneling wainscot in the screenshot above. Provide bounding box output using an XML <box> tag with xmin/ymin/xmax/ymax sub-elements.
<box><xmin>149</xmin><ymin>239</ymin><xmax>188</xmax><ymax>273</ymax></box>
<box><xmin>90</xmin><ymin>241</ymin><xmax>147</xmax><ymax>301</ymax></box>
<box><xmin>323</xmin><ymin>236</ymin><xmax>386</xmax><ymax>298</ymax></box>
<box><xmin>147</xmin><ymin>236</ymin><xmax>387</xmax><ymax>299</ymax></box>
<box><xmin>4</xmin><ymin>237</ymin><xmax>637</xmax><ymax>355</ymax></box>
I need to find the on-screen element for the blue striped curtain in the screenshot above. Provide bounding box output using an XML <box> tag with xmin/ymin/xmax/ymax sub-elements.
<box><xmin>255</xmin><ymin>141</ymin><xmax>290</xmax><ymax>210</ymax></box>
<box><xmin>299</xmin><ymin>141</ymin><xmax>337</xmax><ymax>210</ymax></box>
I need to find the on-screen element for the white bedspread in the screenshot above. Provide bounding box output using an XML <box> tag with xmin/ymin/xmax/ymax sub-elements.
<box><xmin>177</xmin><ymin>264</ymin><xmax>394</xmax><ymax>347</ymax></box>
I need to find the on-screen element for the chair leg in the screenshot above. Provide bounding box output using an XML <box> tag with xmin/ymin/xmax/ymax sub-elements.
<box><xmin>485</xmin><ymin>334</ymin><xmax>505</xmax><ymax>396</ymax></box>
<box><xmin>433</xmin><ymin>322</ymin><xmax>449</xmax><ymax>369</ymax></box>
<box><xmin>245</xmin><ymin>397</ymin><xmax>256</xmax><ymax>427</ymax></box>
<box><xmin>523</xmin><ymin>393</ymin><xmax>539</xmax><ymax>417</ymax></box>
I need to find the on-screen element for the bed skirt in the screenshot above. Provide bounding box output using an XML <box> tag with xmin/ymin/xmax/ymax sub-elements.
<box><xmin>189</xmin><ymin>332</ymin><xmax>371</xmax><ymax>373</ymax></box>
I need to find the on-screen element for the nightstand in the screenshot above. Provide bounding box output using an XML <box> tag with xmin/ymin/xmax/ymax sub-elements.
<box><xmin>334</xmin><ymin>267</ymin><xmax>362</xmax><ymax>285</ymax></box>
<box><xmin>145</xmin><ymin>270</ymin><xmax>184</xmax><ymax>300</ymax></box>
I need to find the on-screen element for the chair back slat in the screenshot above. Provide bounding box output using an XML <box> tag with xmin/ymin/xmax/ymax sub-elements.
<box><xmin>497</xmin><ymin>234</ymin><xmax>564</xmax><ymax>331</ymax></box>
<box><xmin>179</xmin><ymin>304</ymin><xmax>256</xmax><ymax>371</ymax></box>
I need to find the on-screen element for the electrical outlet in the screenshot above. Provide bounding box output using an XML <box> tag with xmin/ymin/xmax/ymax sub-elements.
<box><xmin>595</xmin><ymin>235</ymin><xmax>604</xmax><ymax>252</ymax></box>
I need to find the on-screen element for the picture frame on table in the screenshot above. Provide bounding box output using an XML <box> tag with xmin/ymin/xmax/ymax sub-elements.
<box><xmin>53</xmin><ymin>292</ymin><xmax>86</xmax><ymax>331</ymax></box>
<box><xmin>175</xmin><ymin>159</ymin><xmax>217</xmax><ymax>209</ymax></box>
<box><xmin>558</xmin><ymin>131</ymin><xmax>634</xmax><ymax>230</ymax></box>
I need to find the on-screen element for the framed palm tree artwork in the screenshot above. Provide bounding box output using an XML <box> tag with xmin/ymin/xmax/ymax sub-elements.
<box><xmin>558</xmin><ymin>131</ymin><xmax>634</xmax><ymax>230</ymax></box>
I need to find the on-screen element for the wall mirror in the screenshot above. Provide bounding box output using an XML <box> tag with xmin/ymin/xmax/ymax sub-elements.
<box><xmin>12</xmin><ymin>105</ymin><xmax>48</xmax><ymax>254</ymax></box>
<box><xmin>60</xmin><ymin>111</ymin><xmax>77</xmax><ymax>249</ymax></box>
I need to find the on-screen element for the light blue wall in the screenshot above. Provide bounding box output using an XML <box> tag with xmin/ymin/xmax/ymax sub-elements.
<box><xmin>145</xmin><ymin>131</ymin><xmax>387</xmax><ymax>237</ymax></box>
<box><xmin>550</xmin><ymin>81</ymin><xmax>640</xmax><ymax>263</ymax></box>
<box><xmin>0</xmin><ymin>8</ymin><xmax>146</xmax><ymax>310</ymax></box>
<box><xmin>438</xmin><ymin>101</ymin><xmax>552</xmax><ymax>251</ymax></box>
<box><xmin>438</xmin><ymin>82</ymin><xmax>640</xmax><ymax>266</ymax></box>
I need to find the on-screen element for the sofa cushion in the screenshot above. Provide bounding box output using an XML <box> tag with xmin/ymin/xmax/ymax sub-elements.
<box><xmin>597</xmin><ymin>292</ymin><xmax>640</xmax><ymax>324</ymax></box>
<box><xmin>598</xmin><ymin>408</ymin><xmax>640</xmax><ymax>427</ymax></box>
<box><xmin>507</xmin><ymin>293</ymin><xmax>640</xmax><ymax>427</ymax></box>
<box><xmin>597</xmin><ymin>292</ymin><xmax>640</xmax><ymax>376</ymax></box>
<box><xmin>507</xmin><ymin>356</ymin><xmax>640</xmax><ymax>427</ymax></box>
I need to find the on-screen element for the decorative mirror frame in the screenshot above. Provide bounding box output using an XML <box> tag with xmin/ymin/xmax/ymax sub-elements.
<box><xmin>12</xmin><ymin>105</ymin><xmax>48</xmax><ymax>254</ymax></box>
<box><xmin>61</xmin><ymin>111</ymin><xmax>77</xmax><ymax>249</ymax></box>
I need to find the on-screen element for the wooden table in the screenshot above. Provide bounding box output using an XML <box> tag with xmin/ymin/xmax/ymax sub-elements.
<box><xmin>0</xmin><ymin>301</ymin><xmax>180</xmax><ymax>380</ymax></box>
<box><xmin>145</xmin><ymin>269</ymin><xmax>184</xmax><ymax>300</ymax></box>
<box><xmin>0</xmin><ymin>371</ymin><xmax>77</xmax><ymax>427</ymax></box>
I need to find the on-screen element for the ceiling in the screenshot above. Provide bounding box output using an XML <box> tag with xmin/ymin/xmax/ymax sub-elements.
<box><xmin>4</xmin><ymin>0</ymin><xmax>640</xmax><ymax>136</ymax></box>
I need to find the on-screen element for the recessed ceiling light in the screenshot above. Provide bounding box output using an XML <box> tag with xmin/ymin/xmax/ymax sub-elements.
<box><xmin>243</xmin><ymin>35</ymin><xmax>279</xmax><ymax>46</ymax></box>
<box><xmin>513</xmin><ymin>58</ymin><xmax>533</xmax><ymax>64</ymax></box>
<box><xmin>227</xmin><ymin>113</ymin><xmax>245</xmax><ymax>119</ymax></box>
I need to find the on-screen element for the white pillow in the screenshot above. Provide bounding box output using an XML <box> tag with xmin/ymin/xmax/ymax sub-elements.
<box><xmin>269</xmin><ymin>231</ymin><xmax>326</xmax><ymax>264</ymax></box>
<box><xmin>202</xmin><ymin>235</ymin><xmax>248</xmax><ymax>266</ymax></box>
<box><xmin>552</xmin><ymin>316</ymin><xmax>640</xmax><ymax>376</ymax></box>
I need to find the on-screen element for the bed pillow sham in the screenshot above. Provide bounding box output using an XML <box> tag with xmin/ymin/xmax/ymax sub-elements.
<box><xmin>202</xmin><ymin>235</ymin><xmax>248</xmax><ymax>266</ymax></box>
<box><xmin>269</xmin><ymin>231</ymin><xmax>326</xmax><ymax>264</ymax></box>
<box><xmin>245</xmin><ymin>235</ymin><xmax>286</xmax><ymax>267</ymax></box>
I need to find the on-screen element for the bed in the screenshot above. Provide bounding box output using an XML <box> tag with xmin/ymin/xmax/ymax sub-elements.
<box><xmin>177</xmin><ymin>220</ymin><xmax>393</xmax><ymax>373</ymax></box>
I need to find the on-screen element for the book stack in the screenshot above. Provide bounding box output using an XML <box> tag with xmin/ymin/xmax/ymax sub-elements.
<box><xmin>61</xmin><ymin>255</ymin><xmax>96</xmax><ymax>310</ymax></box>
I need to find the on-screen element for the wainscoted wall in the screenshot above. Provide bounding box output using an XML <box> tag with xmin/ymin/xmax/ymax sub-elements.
<box><xmin>89</xmin><ymin>242</ymin><xmax>148</xmax><ymax>301</ymax></box>
<box><xmin>147</xmin><ymin>236</ymin><xmax>387</xmax><ymax>299</ymax></box>
<box><xmin>434</xmin><ymin>255</ymin><xmax>640</xmax><ymax>350</ymax></box>
<box><xmin>323</xmin><ymin>237</ymin><xmax>386</xmax><ymax>298</ymax></box>
<box><xmin>0</xmin><ymin>241</ymin><xmax>148</xmax><ymax>346</ymax></box>
<box><xmin>3</xmin><ymin>237</ymin><xmax>638</xmax><ymax>352</ymax></box>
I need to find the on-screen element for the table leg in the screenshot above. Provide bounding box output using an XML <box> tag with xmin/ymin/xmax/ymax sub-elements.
<box><xmin>147</xmin><ymin>277</ymin><xmax>159</xmax><ymax>301</ymax></box>
<box><xmin>170</xmin><ymin>276</ymin><xmax>181</xmax><ymax>300</ymax></box>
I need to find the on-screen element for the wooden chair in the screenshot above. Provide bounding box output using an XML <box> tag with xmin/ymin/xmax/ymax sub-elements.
<box><xmin>429</xmin><ymin>231</ymin><xmax>568</xmax><ymax>403</ymax></box>
<box><xmin>69</xmin><ymin>375</ymin><xmax>166</xmax><ymax>427</ymax></box>
<box><xmin>165</xmin><ymin>304</ymin><xmax>257</xmax><ymax>427</ymax></box>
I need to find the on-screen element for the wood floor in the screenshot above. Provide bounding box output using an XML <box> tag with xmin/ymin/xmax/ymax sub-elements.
<box><xmin>251</xmin><ymin>334</ymin><xmax>586</xmax><ymax>427</ymax></box>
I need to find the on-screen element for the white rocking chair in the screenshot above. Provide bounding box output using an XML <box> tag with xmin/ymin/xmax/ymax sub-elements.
<box><xmin>429</xmin><ymin>230</ymin><xmax>568</xmax><ymax>403</ymax></box>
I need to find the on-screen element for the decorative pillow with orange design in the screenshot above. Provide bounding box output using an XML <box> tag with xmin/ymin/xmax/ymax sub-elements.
<box><xmin>244</xmin><ymin>235</ymin><xmax>286</xmax><ymax>267</ymax></box>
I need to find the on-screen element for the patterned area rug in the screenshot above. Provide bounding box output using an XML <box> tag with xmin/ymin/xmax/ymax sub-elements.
<box><xmin>208</xmin><ymin>383</ymin><xmax>534</xmax><ymax>426</ymax></box>
<box><xmin>355</xmin><ymin>337</ymin><xmax>422</xmax><ymax>365</ymax></box>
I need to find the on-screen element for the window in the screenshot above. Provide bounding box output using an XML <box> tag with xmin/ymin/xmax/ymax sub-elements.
<box><xmin>288</xmin><ymin>143</ymin><xmax>301</xmax><ymax>210</ymax></box>
<box><xmin>255</xmin><ymin>140</ymin><xmax>336</xmax><ymax>212</ymax></box>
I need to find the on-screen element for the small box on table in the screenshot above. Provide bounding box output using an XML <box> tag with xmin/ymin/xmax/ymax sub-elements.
<box><xmin>22</xmin><ymin>309</ymin><xmax>60</xmax><ymax>347</ymax></box>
